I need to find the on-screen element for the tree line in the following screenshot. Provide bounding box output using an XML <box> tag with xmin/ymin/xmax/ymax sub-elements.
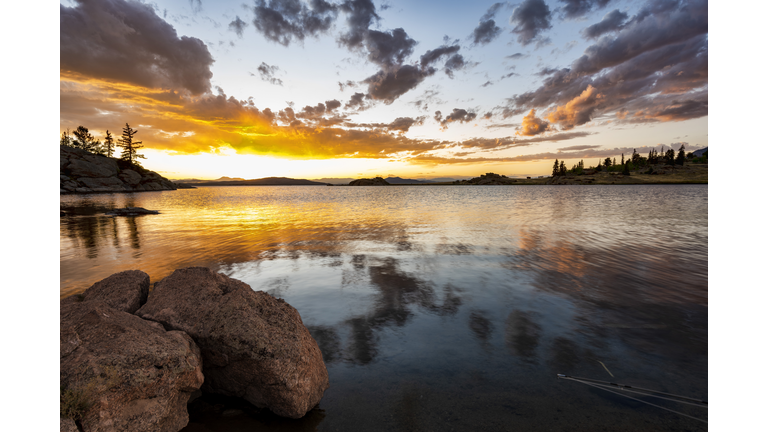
<box><xmin>61</xmin><ymin>123</ymin><xmax>145</xmax><ymax>167</ymax></box>
<box><xmin>552</xmin><ymin>144</ymin><xmax>707</xmax><ymax>177</ymax></box>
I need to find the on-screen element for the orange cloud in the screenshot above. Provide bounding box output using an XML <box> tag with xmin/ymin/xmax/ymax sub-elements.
<box><xmin>546</xmin><ymin>85</ymin><xmax>604</xmax><ymax>130</ymax></box>
<box><xmin>516</xmin><ymin>109</ymin><xmax>551</xmax><ymax>136</ymax></box>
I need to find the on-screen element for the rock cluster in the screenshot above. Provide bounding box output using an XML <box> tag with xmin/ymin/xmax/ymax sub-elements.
<box><xmin>60</xmin><ymin>145</ymin><xmax>177</xmax><ymax>194</ymax></box>
<box><xmin>348</xmin><ymin>176</ymin><xmax>390</xmax><ymax>186</ymax></box>
<box><xmin>455</xmin><ymin>172</ymin><xmax>518</xmax><ymax>185</ymax></box>
<box><xmin>60</xmin><ymin>268</ymin><xmax>329</xmax><ymax>431</ymax></box>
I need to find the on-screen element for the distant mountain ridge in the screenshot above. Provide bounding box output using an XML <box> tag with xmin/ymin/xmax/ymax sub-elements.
<box><xmin>174</xmin><ymin>176</ymin><xmax>246</xmax><ymax>183</ymax></box>
<box><xmin>191</xmin><ymin>177</ymin><xmax>330</xmax><ymax>186</ymax></box>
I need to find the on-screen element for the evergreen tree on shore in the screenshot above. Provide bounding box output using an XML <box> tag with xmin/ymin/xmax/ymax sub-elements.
<box><xmin>60</xmin><ymin>129</ymin><xmax>74</xmax><ymax>147</ymax></box>
<box><xmin>118</xmin><ymin>123</ymin><xmax>145</xmax><ymax>167</ymax></box>
<box><xmin>676</xmin><ymin>144</ymin><xmax>686</xmax><ymax>165</ymax></box>
<box><xmin>552</xmin><ymin>159</ymin><xmax>560</xmax><ymax>177</ymax></box>
<box><xmin>103</xmin><ymin>130</ymin><xmax>115</xmax><ymax>158</ymax></box>
<box><xmin>73</xmin><ymin>125</ymin><xmax>101</xmax><ymax>154</ymax></box>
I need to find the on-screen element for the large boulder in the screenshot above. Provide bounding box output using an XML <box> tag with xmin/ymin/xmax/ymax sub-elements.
<box><xmin>65</xmin><ymin>270</ymin><xmax>150</xmax><ymax>313</ymax></box>
<box><xmin>60</xmin><ymin>300</ymin><xmax>204</xmax><ymax>432</ymax></box>
<box><xmin>136</xmin><ymin>267</ymin><xmax>329</xmax><ymax>419</ymax></box>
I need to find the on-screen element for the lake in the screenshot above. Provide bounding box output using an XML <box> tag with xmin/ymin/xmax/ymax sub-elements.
<box><xmin>60</xmin><ymin>185</ymin><xmax>708</xmax><ymax>430</ymax></box>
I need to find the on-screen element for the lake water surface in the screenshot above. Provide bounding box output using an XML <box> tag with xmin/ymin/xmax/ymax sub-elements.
<box><xmin>60</xmin><ymin>185</ymin><xmax>708</xmax><ymax>431</ymax></box>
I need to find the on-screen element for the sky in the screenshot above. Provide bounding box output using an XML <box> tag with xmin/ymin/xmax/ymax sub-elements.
<box><xmin>59</xmin><ymin>0</ymin><xmax>708</xmax><ymax>180</ymax></box>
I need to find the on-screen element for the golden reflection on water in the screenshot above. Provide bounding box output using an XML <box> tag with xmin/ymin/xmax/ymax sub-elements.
<box><xmin>61</xmin><ymin>185</ymin><xmax>708</xmax><ymax>430</ymax></box>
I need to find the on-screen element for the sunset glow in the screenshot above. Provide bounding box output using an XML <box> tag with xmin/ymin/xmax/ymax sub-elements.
<box><xmin>60</xmin><ymin>0</ymin><xmax>708</xmax><ymax>180</ymax></box>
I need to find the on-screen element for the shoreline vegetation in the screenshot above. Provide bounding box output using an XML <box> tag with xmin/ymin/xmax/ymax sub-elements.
<box><xmin>61</xmin><ymin>139</ymin><xmax>708</xmax><ymax>196</ymax></box>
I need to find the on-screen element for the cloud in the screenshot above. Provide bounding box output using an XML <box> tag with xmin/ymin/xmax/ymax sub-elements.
<box><xmin>420</xmin><ymin>45</ymin><xmax>461</xmax><ymax>68</ymax></box>
<box><xmin>228</xmin><ymin>16</ymin><xmax>248</xmax><ymax>38</ymax></box>
<box><xmin>509</xmin><ymin>0</ymin><xmax>553</xmax><ymax>47</ymax></box>
<box><xmin>546</xmin><ymin>85</ymin><xmax>602</xmax><ymax>129</ymax></box>
<box><xmin>557</xmin><ymin>144</ymin><xmax>601</xmax><ymax>151</ymax></box>
<box><xmin>472</xmin><ymin>3</ymin><xmax>506</xmax><ymax>46</ymax></box>
<box><xmin>517</xmin><ymin>109</ymin><xmax>551</xmax><ymax>136</ymax></box>
<box><xmin>364</xmin><ymin>28</ymin><xmax>417</xmax><ymax>69</ymax></box>
<box><xmin>435</xmin><ymin>108</ymin><xmax>477</xmax><ymax>130</ymax></box>
<box><xmin>502</xmin><ymin>0</ymin><xmax>707</xmax><ymax>125</ymax></box>
<box><xmin>364</xmin><ymin>65</ymin><xmax>436</xmax><ymax>104</ymax></box>
<box><xmin>338</xmin><ymin>0</ymin><xmax>380</xmax><ymax>49</ymax></box>
<box><xmin>500</xmin><ymin>72</ymin><xmax>518</xmax><ymax>80</ymax></box>
<box><xmin>345</xmin><ymin>92</ymin><xmax>368</xmax><ymax>109</ymax></box>
<box><xmin>252</xmin><ymin>0</ymin><xmax>339</xmax><ymax>46</ymax></box>
<box><xmin>60</xmin><ymin>0</ymin><xmax>214</xmax><ymax>95</ymax></box>
<box><xmin>582</xmin><ymin>9</ymin><xmax>627</xmax><ymax>39</ymax></box>
<box><xmin>338</xmin><ymin>80</ymin><xmax>356</xmax><ymax>91</ymax></box>
<box><xmin>557</xmin><ymin>0</ymin><xmax>612</xmax><ymax>20</ymax></box>
<box><xmin>255</xmin><ymin>62</ymin><xmax>284</xmax><ymax>86</ymax></box>
<box><xmin>351</xmin><ymin>116</ymin><xmax>426</xmax><ymax>133</ymax></box>
<box><xmin>444</xmin><ymin>54</ymin><xmax>467</xmax><ymax>78</ymax></box>
<box><xmin>505</xmin><ymin>53</ymin><xmax>527</xmax><ymax>60</ymax></box>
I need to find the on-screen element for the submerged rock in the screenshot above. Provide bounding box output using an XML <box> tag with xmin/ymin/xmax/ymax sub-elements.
<box><xmin>137</xmin><ymin>267</ymin><xmax>329</xmax><ymax>419</ymax></box>
<box><xmin>60</xmin><ymin>300</ymin><xmax>204</xmax><ymax>432</ymax></box>
<box><xmin>105</xmin><ymin>207</ymin><xmax>160</xmax><ymax>216</ymax></box>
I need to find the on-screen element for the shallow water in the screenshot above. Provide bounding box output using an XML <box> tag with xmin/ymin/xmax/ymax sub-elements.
<box><xmin>60</xmin><ymin>185</ymin><xmax>708</xmax><ymax>430</ymax></box>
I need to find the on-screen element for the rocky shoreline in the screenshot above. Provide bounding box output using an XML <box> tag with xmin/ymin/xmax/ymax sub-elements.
<box><xmin>60</xmin><ymin>145</ymin><xmax>178</xmax><ymax>194</ymax></box>
<box><xmin>60</xmin><ymin>268</ymin><xmax>329</xmax><ymax>431</ymax></box>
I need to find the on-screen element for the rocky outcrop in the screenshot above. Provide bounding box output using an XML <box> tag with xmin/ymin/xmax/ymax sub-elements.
<box><xmin>105</xmin><ymin>207</ymin><xmax>160</xmax><ymax>217</ymax></box>
<box><xmin>455</xmin><ymin>172</ymin><xmax>518</xmax><ymax>185</ymax></box>
<box><xmin>348</xmin><ymin>176</ymin><xmax>390</xmax><ymax>186</ymax></box>
<box><xmin>60</xmin><ymin>300</ymin><xmax>204</xmax><ymax>432</ymax></box>
<box><xmin>60</xmin><ymin>145</ymin><xmax>177</xmax><ymax>194</ymax></box>
<box><xmin>63</xmin><ymin>270</ymin><xmax>150</xmax><ymax>314</ymax></box>
<box><xmin>136</xmin><ymin>267</ymin><xmax>329</xmax><ymax>419</ymax></box>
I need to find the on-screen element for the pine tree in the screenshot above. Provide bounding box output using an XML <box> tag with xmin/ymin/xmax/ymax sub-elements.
<box><xmin>552</xmin><ymin>159</ymin><xmax>560</xmax><ymax>177</ymax></box>
<box><xmin>103</xmin><ymin>130</ymin><xmax>115</xmax><ymax>158</ymax></box>
<box><xmin>621</xmin><ymin>153</ymin><xmax>625</xmax><ymax>165</ymax></box>
<box><xmin>676</xmin><ymin>144</ymin><xmax>686</xmax><ymax>165</ymax></box>
<box><xmin>632</xmin><ymin>149</ymin><xmax>639</xmax><ymax>165</ymax></box>
<box><xmin>604</xmin><ymin>157</ymin><xmax>612</xmax><ymax>167</ymax></box>
<box><xmin>60</xmin><ymin>129</ymin><xmax>74</xmax><ymax>147</ymax></box>
<box><xmin>73</xmin><ymin>126</ymin><xmax>97</xmax><ymax>152</ymax></box>
<box><xmin>559</xmin><ymin>160</ymin><xmax>566</xmax><ymax>176</ymax></box>
<box><xmin>118</xmin><ymin>123</ymin><xmax>145</xmax><ymax>167</ymax></box>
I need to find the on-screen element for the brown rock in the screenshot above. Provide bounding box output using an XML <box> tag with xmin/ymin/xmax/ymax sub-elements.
<box><xmin>60</xmin><ymin>417</ymin><xmax>79</xmax><ymax>432</ymax></box>
<box><xmin>119</xmin><ymin>169</ymin><xmax>143</xmax><ymax>186</ymax></box>
<box><xmin>137</xmin><ymin>267</ymin><xmax>329</xmax><ymax>419</ymax></box>
<box><xmin>60</xmin><ymin>301</ymin><xmax>204</xmax><ymax>432</ymax></box>
<box><xmin>79</xmin><ymin>270</ymin><xmax>150</xmax><ymax>313</ymax></box>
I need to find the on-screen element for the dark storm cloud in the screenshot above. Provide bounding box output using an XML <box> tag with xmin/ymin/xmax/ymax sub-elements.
<box><xmin>228</xmin><ymin>16</ymin><xmax>248</xmax><ymax>38</ymax></box>
<box><xmin>472</xmin><ymin>20</ymin><xmax>502</xmax><ymax>45</ymax></box>
<box><xmin>345</xmin><ymin>92</ymin><xmax>368</xmax><ymax>109</ymax></box>
<box><xmin>364</xmin><ymin>28</ymin><xmax>417</xmax><ymax>69</ymax></box>
<box><xmin>582</xmin><ymin>9</ymin><xmax>627</xmax><ymax>39</ymax></box>
<box><xmin>60</xmin><ymin>0</ymin><xmax>214</xmax><ymax>95</ymax></box>
<box><xmin>444</xmin><ymin>54</ymin><xmax>467</xmax><ymax>78</ymax></box>
<box><xmin>502</xmin><ymin>0</ymin><xmax>707</xmax><ymax>126</ymax></box>
<box><xmin>509</xmin><ymin>0</ymin><xmax>552</xmax><ymax>47</ymax></box>
<box><xmin>571</xmin><ymin>0</ymin><xmax>707</xmax><ymax>75</ymax></box>
<box><xmin>350</xmin><ymin>116</ymin><xmax>426</xmax><ymax>133</ymax></box>
<box><xmin>557</xmin><ymin>0</ymin><xmax>612</xmax><ymax>20</ymax></box>
<box><xmin>435</xmin><ymin>108</ymin><xmax>477</xmax><ymax>130</ymax></box>
<box><xmin>363</xmin><ymin>65</ymin><xmax>437</xmax><ymax>103</ymax></box>
<box><xmin>252</xmin><ymin>0</ymin><xmax>339</xmax><ymax>46</ymax></box>
<box><xmin>472</xmin><ymin>2</ymin><xmax>505</xmax><ymax>45</ymax></box>
<box><xmin>420</xmin><ymin>45</ymin><xmax>461</xmax><ymax>68</ymax></box>
<box><xmin>338</xmin><ymin>0</ymin><xmax>380</xmax><ymax>49</ymax></box>
<box><xmin>256</xmin><ymin>62</ymin><xmax>284</xmax><ymax>86</ymax></box>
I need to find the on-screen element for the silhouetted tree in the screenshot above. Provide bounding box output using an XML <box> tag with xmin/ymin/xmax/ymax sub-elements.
<box><xmin>621</xmin><ymin>153</ymin><xmax>625</xmax><ymax>165</ymax></box>
<box><xmin>559</xmin><ymin>160</ymin><xmax>566</xmax><ymax>176</ymax></box>
<box><xmin>118</xmin><ymin>123</ymin><xmax>145</xmax><ymax>167</ymax></box>
<box><xmin>676</xmin><ymin>144</ymin><xmax>686</xmax><ymax>165</ymax></box>
<box><xmin>622</xmin><ymin>161</ymin><xmax>630</xmax><ymax>175</ymax></box>
<box><xmin>60</xmin><ymin>129</ymin><xmax>74</xmax><ymax>147</ymax></box>
<box><xmin>664</xmin><ymin>148</ymin><xmax>675</xmax><ymax>165</ymax></box>
<box><xmin>632</xmin><ymin>149</ymin><xmax>640</xmax><ymax>165</ymax></box>
<box><xmin>73</xmin><ymin>125</ymin><xmax>101</xmax><ymax>153</ymax></box>
<box><xmin>103</xmin><ymin>130</ymin><xmax>115</xmax><ymax>158</ymax></box>
<box><xmin>604</xmin><ymin>157</ymin><xmax>612</xmax><ymax>167</ymax></box>
<box><xmin>552</xmin><ymin>159</ymin><xmax>560</xmax><ymax>177</ymax></box>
